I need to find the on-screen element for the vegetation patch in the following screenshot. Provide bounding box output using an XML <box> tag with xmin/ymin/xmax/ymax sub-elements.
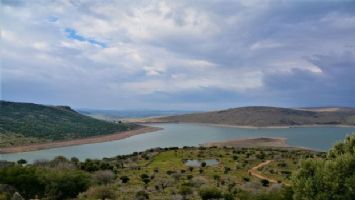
<box><xmin>0</xmin><ymin>134</ymin><xmax>353</xmax><ymax>199</ymax></box>
<box><xmin>0</xmin><ymin>101</ymin><xmax>137</xmax><ymax>147</ymax></box>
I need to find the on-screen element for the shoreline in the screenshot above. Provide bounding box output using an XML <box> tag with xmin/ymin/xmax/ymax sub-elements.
<box><xmin>202</xmin><ymin>137</ymin><xmax>289</xmax><ymax>148</ymax></box>
<box><xmin>202</xmin><ymin>137</ymin><xmax>318</xmax><ymax>151</ymax></box>
<box><xmin>142</xmin><ymin>121</ymin><xmax>355</xmax><ymax>129</ymax></box>
<box><xmin>0</xmin><ymin>126</ymin><xmax>162</xmax><ymax>154</ymax></box>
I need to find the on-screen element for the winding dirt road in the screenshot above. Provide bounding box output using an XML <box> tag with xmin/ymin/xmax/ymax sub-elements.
<box><xmin>248</xmin><ymin>160</ymin><xmax>280</xmax><ymax>184</ymax></box>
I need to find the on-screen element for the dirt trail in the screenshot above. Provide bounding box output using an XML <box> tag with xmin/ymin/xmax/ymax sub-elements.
<box><xmin>248</xmin><ymin>160</ymin><xmax>289</xmax><ymax>185</ymax></box>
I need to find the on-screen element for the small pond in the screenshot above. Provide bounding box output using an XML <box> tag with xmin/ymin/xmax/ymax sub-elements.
<box><xmin>184</xmin><ymin>159</ymin><xmax>219</xmax><ymax>167</ymax></box>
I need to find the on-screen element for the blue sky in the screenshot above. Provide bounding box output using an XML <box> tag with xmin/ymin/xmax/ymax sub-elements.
<box><xmin>1</xmin><ymin>0</ymin><xmax>355</xmax><ymax>110</ymax></box>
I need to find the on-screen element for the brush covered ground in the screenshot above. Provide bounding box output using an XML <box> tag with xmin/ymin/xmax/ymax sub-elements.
<box><xmin>0</xmin><ymin>101</ymin><xmax>138</xmax><ymax>147</ymax></box>
<box><xmin>0</xmin><ymin>146</ymin><xmax>324</xmax><ymax>199</ymax></box>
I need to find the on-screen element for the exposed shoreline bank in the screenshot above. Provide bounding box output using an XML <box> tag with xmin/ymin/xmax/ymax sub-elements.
<box><xmin>203</xmin><ymin>137</ymin><xmax>289</xmax><ymax>148</ymax></box>
<box><xmin>202</xmin><ymin>137</ymin><xmax>317</xmax><ymax>151</ymax></box>
<box><xmin>0</xmin><ymin>126</ymin><xmax>162</xmax><ymax>154</ymax></box>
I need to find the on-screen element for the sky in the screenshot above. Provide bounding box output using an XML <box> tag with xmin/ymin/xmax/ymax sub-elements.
<box><xmin>1</xmin><ymin>0</ymin><xmax>355</xmax><ymax>110</ymax></box>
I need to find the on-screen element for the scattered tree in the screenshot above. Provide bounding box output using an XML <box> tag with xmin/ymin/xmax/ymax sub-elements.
<box><xmin>93</xmin><ymin>170</ymin><xmax>115</xmax><ymax>185</ymax></box>
<box><xmin>17</xmin><ymin>159</ymin><xmax>27</xmax><ymax>165</ymax></box>
<box><xmin>199</xmin><ymin>187</ymin><xmax>223</xmax><ymax>200</ymax></box>
<box><xmin>261</xmin><ymin>179</ymin><xmax>269</xmax><ymax>187</ymax></box>
<box><xmin>120</xmin><ymin>175</ymin><xmax>130</xmax><ymax>183</ymax></box>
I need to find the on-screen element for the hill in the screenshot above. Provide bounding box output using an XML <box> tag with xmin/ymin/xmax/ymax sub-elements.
<box><xmin>77</xmin><ymin>109</ymin><xmax>194</xmax><ymax>121</ymax></box>
<box><xmin>0</xmin><ymin>101</ymin><xmax>137</xmax><ymax>147</ymax></box>
<box><xmin>139</xmin><ymin>106</ymin><xmax>355</xmax><ymax>127</ymax></box>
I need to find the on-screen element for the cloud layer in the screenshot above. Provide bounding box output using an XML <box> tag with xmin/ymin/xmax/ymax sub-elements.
<box><xmin>2</xmin><ymin>0</ymin><xmax>355</xmax><ymax>110</ymax></box>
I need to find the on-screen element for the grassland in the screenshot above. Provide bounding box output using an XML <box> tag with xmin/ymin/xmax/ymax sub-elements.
<box><xmin>0</xmin><ymin>146</ymin><xmax>324</xmax><ymax>199</ymax></box>
<box><xmin>107</xmin><ymin>147</ymin><xmax>322</xmax><ymax>199</ymax></box>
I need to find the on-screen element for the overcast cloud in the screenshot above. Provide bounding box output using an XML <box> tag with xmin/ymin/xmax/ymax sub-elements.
<box><xmin>1</xmin><ymin>0</ymin><xmax>355</xmax><ymax>110</ymax></box>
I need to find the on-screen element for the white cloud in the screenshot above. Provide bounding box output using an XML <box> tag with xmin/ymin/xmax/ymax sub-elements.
<box><xmin>250</xmin><ymin>40</ymin><xmax>283</xmax><ymax>50</ymax></box>
<box><xmin>2</xmin><ymin>0</ymin><xmax>355</xmax><ymax>109</ymax></box>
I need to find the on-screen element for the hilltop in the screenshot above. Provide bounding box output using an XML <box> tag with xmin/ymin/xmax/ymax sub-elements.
<box><xmin>0</xmin><ymin>101</ymin><xmax>138</xmax><ymax>147</ymax></box>
<box><xmin>137</xmin><ymin>106</ymin><xmax>355</xmax><ymax>127</ymax></box>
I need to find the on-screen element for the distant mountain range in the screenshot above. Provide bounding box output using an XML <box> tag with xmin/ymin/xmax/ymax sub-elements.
<box><xmin>138</xmin><ymin>106</ymin><xmax>355</xmax><ymax>127</ymax></box>
<box><xmin>0</xmin><ymin>101</ymin><xmax>137</xmax><ymax>147</ymax></box>
<box><xmin>77</xmin><ymin>109</ymin><xmax>195</xmax><ymax>121</ymax></box>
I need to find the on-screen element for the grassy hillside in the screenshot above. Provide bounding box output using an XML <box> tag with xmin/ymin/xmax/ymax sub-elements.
<box><xmin>1</xmin><ymin>134</ymin><xmax>353</xmax><ymax>199</ymax></box>
<box><xmin>142</xmin><ymin>106</ymin><xmax>355</xmax><ymax>127</ymax></box>
<box><xmin>0</xmin><ymin>101</ymin><xmax>137</xmax><ymax>147</ymax></box>
<box><xmin>0</xmin><ymin>146</ymin><xmax>324</xmax><ymax>199</ymax></box>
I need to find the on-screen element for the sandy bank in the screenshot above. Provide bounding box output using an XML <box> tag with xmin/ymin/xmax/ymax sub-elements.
<box><xmin>202</xmin><ymin>137</ymin><xmax>318</xmax><ymax>151</ymax></box>
<box><xmin>0</xmin><ymin>126</ymin><xmax>162</xmax><ymax>154</ymax></box>
<box><xmin>203</xmin><ymin>137</ymin><xmax>290</xmax><ymax>148</ymax></box>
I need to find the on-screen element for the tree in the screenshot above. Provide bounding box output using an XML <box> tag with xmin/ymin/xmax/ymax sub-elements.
<box><xmin>140</xmin><ymin>174</ymin><xmax>150</xmax><ymax>185</ymax></box>
<box><xmin>80</xmin><ymin>159</ymin><xmax>99</xmax><ymax>172</ymax></box>
<box><xmin>93</xmin><ymin>170</ymin><xmax>115</xmax><ymax>185</ymax></box>
<box><xmin>199</xmin><ymin>187</ymin><xmax>223</xmax><ymax>200</ymax></box>
<box><xmin>11</xmin><ymin>192</ymin><xmax>24</xmax><ymax>200</ymax></box>
<box><xmin>135</xmin><ymin>190</ymin><xmax>149</xmax><ymax>200</ymax></box>
<box><xmin>78</xmin><ymin>184</ymin><xmax>117</xmax><ymax>199</ymax></box>
<box><xmin>120</xmin><ymin>175</ymin><xmax>130</xmax><ymax>183</ymax></box>
<box><xmin>70</xmin><ymin>157</ymin><xmax>79</xmax><ymax>164</ymax></box>
<box><xmin>45</xmin><ymin>170</ymin><xmax>91</xmax><ymax>200</ymax></box>
<box><xmin>142</xmin><ymin>178</ymin><xmax>150</xmax><ymax>185</ymax></box>
<box><xmin>261</xmin><ymin>179</ymin><xmax>269</xmax><ymax>187</ymax></box>
<box><xmin>179</xmin><ymin>185</ymin><xmax>193</xmax><ymax>199</ymax></box>
<box><xmin>17</xmin><ymin>159</ymin><xmax>27</xmax><ymax>165</ymax></box>
<box><xmin>224</xmin><ymin>167</ymin><xmax>231</xmax><ymax>174</ymax></box>
<box><xmin>0</xmin><ymin>166</ymin><xmax>46</xmax><ymax>199</ymax></box>
<box><xmin>292</xmin><ymin>134</ymin><xmax>355</xmax><ymax>200</ymax></box>
<box><xmin>188</xmin><ymin>166</ymin><xmax>194</xmax><ymax>172</ymax></box>
<box><xmin>213</xmin><ymin>174</ymin><xmax>220</xmax><ymax>181</ymax></box>
<box><xmin>179</xmin><ymin>186</ymin><xmax>193</xmax><ymax>195</ymax></box>
<box><xmin>140</xmin><ymin>173</ymin><xmax>149</xmax><ymax>180</ymax></box>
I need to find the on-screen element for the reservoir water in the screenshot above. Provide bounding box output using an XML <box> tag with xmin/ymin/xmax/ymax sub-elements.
<box><xmin>1</xmin><ymin>123</ymin><xmax>355</xmax><ymax>162</ymax></box>
<box><xmin>185</xmin><ymin>159</ymin><xmax>219</xmax><ymax>167</ymax></box>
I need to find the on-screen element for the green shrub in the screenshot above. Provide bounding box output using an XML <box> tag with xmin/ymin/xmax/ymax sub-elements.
<box><xmin>135</xmin><ymin>190</ymin><xmax>149</xmax><ymax>200</ymax></box>
<box><xmin>44</xmin><ymin>170</ymin><xmax>91</xmax><ymax>200</ymax></box>
<box><xmin>120</xmin><ymin>175</ymin><xmax>130</xmax><ymax>183</ymax></box>
<box><xmin>243</xmin><ymin>177</ymin><xmax>250</xmax><ymax>182</ymax></box>
<box><xmin>17</xmin><ymin>159</ymin><xmax>27</xmax><ymax>165</ymax></box>
<box><xmin>0</xmin><ymin>166</ymin><xmax>45</xmax><ymax>199</ymax></box>
<box><xmin>199</xmin><ymin>187</ymin><xmax>223</xmax><ymax>200</ymax></box>
<box><xmin>292</xmin><ymin>134</ymin><xmax>355</xmax><ymax>200</ymax></box>
<box><xmin>93</xmin><ymin>170</ymin><xmax>115</xmax><ymax>185</ymax></box>
<box><xmin>261</xmin><ymin>179</ymin><xmax>269</xmax><ymax>187</ymax></box>
<box><xmin>79</xmin><ymin>184</ymin><xmax>117</xmax><ymax>199</ymax></box>
<box><xmin>179</xmin><ymin>185</ymin><xmax>193</xmax><ymax>196</ymax></box>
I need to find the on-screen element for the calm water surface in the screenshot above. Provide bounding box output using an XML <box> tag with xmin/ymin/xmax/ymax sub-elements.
<box><xmin>1</xmin><ymin>123</ymin><xmax>355</xmax><ymax>162</ymax></box>
<box><xmin>185</xmin><ymin>159</ymin><xmax>219</xmax><ymax>167</ymax></box>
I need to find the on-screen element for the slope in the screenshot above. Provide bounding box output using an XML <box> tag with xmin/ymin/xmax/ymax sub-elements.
<box><xmin>0</xmin><ymin>101</ymin><xmax>137</xmax><ymax>147</ymax></box>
